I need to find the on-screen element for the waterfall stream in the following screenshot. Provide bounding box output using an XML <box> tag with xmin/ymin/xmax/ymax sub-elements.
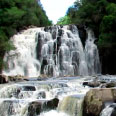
<box><xmin>0</xmin><ymin>76</ymin><xmax>90</xmax><ymax>116</ymax></box>
<box><xmin>3</xmin><ymin>25</ymin><xmax>101</xmax><ymax>77</ymax></box>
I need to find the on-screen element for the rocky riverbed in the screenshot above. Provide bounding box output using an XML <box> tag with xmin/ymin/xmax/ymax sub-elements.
<box><xmin>0</xmin><ymin>75</ymin><xmax>116</xmax><ymax>116</ymax></box>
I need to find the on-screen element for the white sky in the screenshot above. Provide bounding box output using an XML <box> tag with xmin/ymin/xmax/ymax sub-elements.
<box><xmin>41</xmin><ymin>0</ymin><xmax>76</xmax><ymax>24</ymax></box>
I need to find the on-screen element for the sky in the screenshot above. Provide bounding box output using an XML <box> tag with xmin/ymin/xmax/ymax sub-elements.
<box><xmin>41</xmin><ymin>0</ymin><xmax>76</xmax><ymax>24</ymax></box>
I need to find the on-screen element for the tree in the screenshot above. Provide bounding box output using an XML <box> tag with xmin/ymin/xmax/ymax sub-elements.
<box><xmin>67</xmin><ymin>0</ymin><xmax>116</xmax><ymax>45</ymax></box>
<box><xmin>57</xmin><ymin>16</ymin><xmax>71</xmax><ymax>25</ymax></box>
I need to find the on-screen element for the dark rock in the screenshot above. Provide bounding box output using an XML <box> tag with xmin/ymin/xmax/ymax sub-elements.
<box><xmin>27</xmin><ymin>98</ymin><xmax>59</xmax><ymax>115</ymax></box>
<box><xmin>52</xmin><ymin>31</ymin><xmax>57</xmax><ymax>39</ymax></box>
<box><xmin>88</xmin><ymin>81</ymin><xmax>101</xmax><ymax>87</ymax></box>
<box><xmin>76</xmin><ymin>24</ymin><xmax>87</xmax><ymax>47</ymax></box>
<box><xmin>106</xmin><ymin>82</ymin><xmax>116</xmax><ymax>88</ymax></box>
<box><xmin>83</xmin><ymin>81</ymin><xmax>100</xmax><ymax>87</ymax></box>
<box><xmin>44</xmin><ymin>98</ymin><xmax>59</xmax><ymax>110</ymax></box>
<box><xmin>27</xmin><ymin>101</ymin><xmax>42</xmax><ymax>116</ymax></box>
<box><xmin>36</xmin><ymin>33</ymin><xmax>43</xmax><ymax>60</ymax></box>
<box><xmin>58</xmin><ymin>29</ymin><xmax>64</xmax><ymax>36</ymax></box>
<box><xmin>44</xmin><ymin>27</ymin><xmax>49</xmax><ymax>32</ymax></box>
<box><xmin>8</xmin><ymin>75</ymin><xmax>24</xmax><ymax>82</ymax></box>
<box><xmin>41</xmin><ymin>58</ymin><xmax>48</xmax><ymax>74</ymax></box>
<box><xmin>0</xmin><ymin>74</ymin><xmax>8</xmax><ymax>84</ymax></box>
<box><xmin>83</xmin><ymin>82</ymin><xmax>89</xmax><ymax>87</ymax></box>
<box><xmin>21</xmin><ymin>86</ymin><xmax>36</xmax><ymax>91</ymax></box>
<box><xmin>59</xmin><ymin>25</ymin><xmax>63</xmax><ymax>28</ymax></box>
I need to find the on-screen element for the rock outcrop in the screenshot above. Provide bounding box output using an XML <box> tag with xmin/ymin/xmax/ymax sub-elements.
<box><xmin>0</xmin><ymin>74</ymin><xmax>26</xmax><ymax>84</ymax></box>
<box><xmin>27</xmin><ymin>98</ymin><xmax>59</xmax><ymax>116</ymax></box>
<box><xmin>83</xmin><ymin>88</ymin><xmax>116</xmax><ymax>116</ymax></box>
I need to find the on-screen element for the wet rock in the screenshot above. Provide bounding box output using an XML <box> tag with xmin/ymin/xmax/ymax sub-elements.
<box><xmin>88</xmin><ymin>81</ymin><xmax>101</xmax><ymax>87</ymax></box>
<box><xmin>58</xmin><ymin>29</ymin><xmax>64</xmax><ymax>36</ymax></box>
<box><xmin>27</xmin><ymin>101</ymin><xmax>42</xmax><ymax>116</ymax></box>
<box><xmin>27</xmin><ymin>98</ymin><xmax>59</xmax><ymax>115</ymax></box>
<box><xmin>44</xmin><ymin>98</ymin><xmax>59</xmax><ymax>110</ymax></box>
<box><xmin>44</xmin><ymin>27</ymin><xmax>49</xmax><ymax>32</ymax></box>
<box><xmin>83</xmin><ymin>81</ymin><xmax>101</xmax><ymax>87</ymax></box>
<box><xmin>36</xmin><ymin>33</ymin><xmax>43</xmax><ymax>60</ymax></box>
<box><xmin>0</xmin><ymin>74</ymin><xmax>25</xmax><ymax>84</ymax></box>
<box><xmin>83</xmin><ymin>82</ymin><xmax>89</xmax><ymax>86</ymax></box>
<box><xmin>52</xmin><ymin>31</ymin><xmax>57</xmax><ymax>39</ymax></box>
<box><xmin>106</xmin><ymin>82</ymin><xmax>116</xmax><ymax>88</ymax></box>
<box><xmin>0</xmin><ymin>74</ymin><xmax>8</xmax><ymax>84</ymax></box>
<box><xmin>41</xmin><ymin>58</ymin><xmax>48</xmax><ymax>74</ymax></box>
<box><xmin>100</xmin><ymin>82</ymin><xmax>116</xmax><ymax>88</ymax></box>
<box><xmin>21</xmin><ymin>85</ymin><xmax>36</xmax><ymax>91</ymax></box>
<box><xmin>8</xmin><ymin>75</ymin><xmax>24</xmax><ymax>82</ymax></box>
<box><xmin>76</xmin><ymin>24</ymin><xmax>87</xmax><ymax>47</ymax></box>
<box><xmin>83</xmin><ymin>88</ymin><xmax>116</xmax><ymax>116</ymax></box>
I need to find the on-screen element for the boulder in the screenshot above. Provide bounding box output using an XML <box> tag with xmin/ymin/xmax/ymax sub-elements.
<box><xmin>83</xmin><ymin>81</ymin><xmax>101</xmax><ymax>87</ymax></box>
<box><xmin>27</xmin><ymin>98</ymin><xmax>59</xmax><ymax>116</ymax></box>
<box><xmin>44</xmin><ymin>98</ymin><xmax>59</xmax><ymax>110</ymax></box>
<box><xmin>27</xmin><ymin>101</ymin><xmax>42</xmax><ymax>116</ymax></box>
<box><xmin>21</xmin><ymin>85</ymin><xmax>36</xmax><ymax>91</ymax></box>
<box><xmin>100</xmin><ymin>82</ymin><xmax>116</xmax><ymax>88</ymax></box>
<box><xmin>0</xmin><ymin>74</ymin><xmax>8</xmax><ymax>84</ymax></box>
<box><xmin>83</xmin><ymin>88</ymin><xmax>116</xmax><ymax>116</ymax></box>
<box><xmin>8</xmin><ymin>75</ymin><xmax>24</xmax><ymax>82</ymax></box>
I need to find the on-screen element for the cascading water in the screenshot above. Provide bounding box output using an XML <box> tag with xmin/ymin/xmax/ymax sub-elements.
<box><xmin>100</xmin><ymin>103</ymin><xmax>116</xmax><ymax>116</ymax></box>
<box><xmin>0</xmin><ymin>76</ymin><xmax>90</xmax><ymax>116</ymax></box>
<box><xmin>85</xmin><ymin>29</ymin><xmax>101</xmax><ymax>75</ymax></box>
<box><xmin>3</xmin><ymin>25</ymin><xmax>101</xmax><ymax>77</ymax></box>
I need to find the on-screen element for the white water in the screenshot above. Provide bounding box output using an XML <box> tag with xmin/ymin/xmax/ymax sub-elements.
<box><xmin>0</xmin><ymin>76</ymin><xmax>90</xmax><ymax>116</ymax></box>
<box><xmin>3</xmin><ymin>25</ymin><xmax>101</xmax><ymax>77</ymax></box>
<box><xmin>39</xmin><ymin>110</ymin><xmax>69</xmax><ymax>116</ymax></box>
<box><xmin>85</xmin><ymin>29</ymin><xmax>101</xmax><ymax>75</ymax></box>
<box><xmin>100</xmin><ymin>103</ymin><xmax>116</xmax><ymax>116</ymax></box>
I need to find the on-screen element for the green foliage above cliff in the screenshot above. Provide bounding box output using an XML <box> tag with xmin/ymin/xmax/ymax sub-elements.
<box><xmin>65</xmin><ymin>0</ymin><xmax>116</xmax><ymax>45</ymax></box>
<box><xmin>57</xmin><ymin>16</ymin><xmax>71</xmax><ymax>25</ymax></box>
<box><xmin>0</xmin><ymin>0</ymin><xmax>52</xmax><ymax>72</ymax></box>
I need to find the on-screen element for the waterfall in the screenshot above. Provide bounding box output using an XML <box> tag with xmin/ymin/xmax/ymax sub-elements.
<box><xmin>85</xmin><ymin>29</ymin><xmax>101</xmax><ymax>75</ymax></box>
<box><xmin>100</xmin><ymin>103</ymin><xmax>116</xmax><ymax>116</ymax></box>
<box><xmin>58</xmin><ymin>95</ymin><xmax>83</xmax><ymax>116</ymax></box>
<box><xmin>3</xmin><ymin>25</ymin><xmax>101</xmax><ymax>77</ymax></box>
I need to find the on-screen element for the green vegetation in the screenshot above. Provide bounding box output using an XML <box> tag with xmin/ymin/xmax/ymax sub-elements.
<box><xmin>0</xmin><ymin>0</ymin><xmax>52</xmax><ymax>72</ymax></box>
<box><xmin>57</xmin><ymin>16</ymin><xmax>71</xmax><ymax>25</ymax></box>
<box><xmin>57</xmin><ymin>0</ymin><xmax>116</xmax><ymax>46</ymax></box>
